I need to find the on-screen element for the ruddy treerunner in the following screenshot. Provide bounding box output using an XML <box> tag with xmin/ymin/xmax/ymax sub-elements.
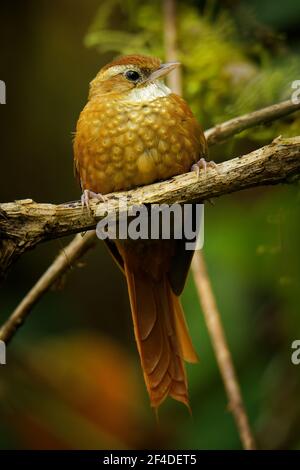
<box><xmin>74</xmin><ymin>54</ymin><xmax>214</xmax><ymax>409</ymax></box>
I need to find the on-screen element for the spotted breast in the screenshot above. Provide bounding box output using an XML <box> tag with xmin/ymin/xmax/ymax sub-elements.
<box><xmin>74</xmin><ymin>90</ymin><xmax>206</xmax><ymax>195</ymax></box>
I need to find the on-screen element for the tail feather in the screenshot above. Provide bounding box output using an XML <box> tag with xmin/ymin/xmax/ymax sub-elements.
<box><xmin>123</xmin><ymin>262</ymin><xmax>197</xmax><ymax>409</ymax></box>
<box><xmin>171</xmin><ymin>292</ymin><xmax>199</xmax><ymax>364</ymax></box>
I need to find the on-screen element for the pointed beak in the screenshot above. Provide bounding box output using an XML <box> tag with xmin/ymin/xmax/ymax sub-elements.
<box><xmin>146</xmin><ymin>61</ymin><xmax>180</xmax><ymax>82</ymax></box>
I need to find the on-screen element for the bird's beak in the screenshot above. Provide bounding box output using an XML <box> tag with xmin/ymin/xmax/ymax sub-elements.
<box><xmin>146</xmin><ymin>62</ymin><xmax>180</xmax><ymax>82</ymax></box>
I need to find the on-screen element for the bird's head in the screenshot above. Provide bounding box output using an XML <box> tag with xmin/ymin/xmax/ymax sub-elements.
<box><xmin>89</xmin><ymin>54</ymin><xmax>180</xmax><ymax>102</ymax></box>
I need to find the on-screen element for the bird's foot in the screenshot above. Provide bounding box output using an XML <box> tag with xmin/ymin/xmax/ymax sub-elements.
<box><xmin>191</xmin><ymin>158</ymin><xmax>218</xmax><ymax>179</ymax></box>
<box><xmin>81</xmin><ymin>189</ymin><xmax>107</xmax><ymax>215</ymax></box>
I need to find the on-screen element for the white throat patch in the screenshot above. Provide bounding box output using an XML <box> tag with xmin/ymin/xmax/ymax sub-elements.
<box><xmin>125</xmin><ymin>81</ymin><xmax>171</xmax><ymax>103</ymax></box>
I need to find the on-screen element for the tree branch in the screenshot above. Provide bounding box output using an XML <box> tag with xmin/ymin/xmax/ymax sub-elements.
<box><xmin>0</xmin><ymin>98</ymin><xmax>299</xmax><ymax>279</ymax></box>
<box><xmin>0</xmin><ymin>135</ymin><xmax>299</xmax><ymax>278</ymax></box>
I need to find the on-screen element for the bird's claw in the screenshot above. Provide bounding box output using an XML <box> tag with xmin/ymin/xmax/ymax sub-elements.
<box><xmin>191</xmin><ymin>158</ymin><xmax>218</xmax><ymax>179</ymax></box>
<box><xmin>81</xmin><ymin>189</ymin><xmax>107</xmax><ymax>215</ymax></box>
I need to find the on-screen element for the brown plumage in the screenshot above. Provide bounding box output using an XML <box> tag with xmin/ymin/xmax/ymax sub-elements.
<box><xmin>74</xmin><ymin>54</ymin><xmax>208</xmax><ymax>408</ymax></box>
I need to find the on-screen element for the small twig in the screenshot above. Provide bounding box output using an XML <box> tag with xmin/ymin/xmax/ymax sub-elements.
<box><xmin>205</xmin><ymin>99</ymin><xmax>300</xmax><ymax>146</ymax></box>
<box><xmin>192</xmin><ymin>252</ymin><xmax>256</xmax><ymax>450</ymax></box>
<box><xmin>0</xmin><ymin>231</ymin><xmax>97</xmax><ymax>344</ymax></box>
<box><xmin>163</xmin><ymin>0</ymin><xmax>182</xmax><ymax>95</ymax></box>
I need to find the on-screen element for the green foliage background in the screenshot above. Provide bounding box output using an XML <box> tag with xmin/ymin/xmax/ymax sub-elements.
<box><xmin>85</xmin><ymin>0</ymin><xmax>300</xmax><ymax>139</ymax></box>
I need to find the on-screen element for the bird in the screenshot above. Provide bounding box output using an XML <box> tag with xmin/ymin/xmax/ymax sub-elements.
<box><xmin>74</xmin><ymin>54</ymin><xmax>210</xmax><ymax>409</ymax></box>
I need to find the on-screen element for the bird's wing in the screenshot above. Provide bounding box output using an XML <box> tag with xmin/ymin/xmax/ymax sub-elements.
<box><xmin>166</xmin><ymin>94</ymin><xmax>208</xmax><ymax>295</ymax></box>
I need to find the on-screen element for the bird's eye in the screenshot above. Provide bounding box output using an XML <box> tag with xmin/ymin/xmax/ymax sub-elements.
<box><xmin>125</xmin><ymin>70</ymin><xmax>141</xmax><ymax>82</ymax></box>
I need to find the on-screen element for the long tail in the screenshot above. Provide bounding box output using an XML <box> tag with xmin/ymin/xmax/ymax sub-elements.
<box><xmin>123</xmin><ymin>263</ymin><xmax>198</xmax><ymax>409</ymax></box>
